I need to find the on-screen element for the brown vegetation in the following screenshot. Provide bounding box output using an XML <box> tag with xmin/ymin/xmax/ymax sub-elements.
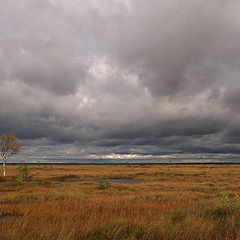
<box><xmin>1</xmin><ymin>164</ymin><xmax>240</xmax><ymax>239</ymax></box>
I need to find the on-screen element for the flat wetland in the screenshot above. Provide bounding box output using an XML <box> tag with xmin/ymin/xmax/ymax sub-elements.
<box><xmin>1</xmin><ymin>164</ymin><xmax>240</xmax><ymax>239</ymax></box>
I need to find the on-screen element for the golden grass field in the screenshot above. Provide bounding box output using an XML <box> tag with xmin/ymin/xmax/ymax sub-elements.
<box><xmin>1</xmin><ymin>164</ymin><xmax>240</xmax><ymax>240</ymax></box>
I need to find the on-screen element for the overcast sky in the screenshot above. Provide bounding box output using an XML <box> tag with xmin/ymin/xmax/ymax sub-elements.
<box><xmin>1</xmin><ymin>0</ymin><xmax>240</xmax><ymax>163</ymax></box>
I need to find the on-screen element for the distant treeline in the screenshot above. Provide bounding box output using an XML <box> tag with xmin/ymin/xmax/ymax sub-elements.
<box><xmin>7</xmin><ymin>162</ymin><xmax>240</xmax><ymax>165</ymax></box>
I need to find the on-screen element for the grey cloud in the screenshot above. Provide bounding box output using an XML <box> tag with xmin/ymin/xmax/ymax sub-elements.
<box><xmin>92</xmin><ymin>1</ymin><xmax>240</xmax><ymax>96</ymax></box>
<box><xmin>1</xmin><ymin>0</ymin><xmax>240</xmax><ymax>162</ymax></box>
<box><xmin>0</xmin><ymin>0</ymin><xmax>87</xmax><ymax>95</ymax></box>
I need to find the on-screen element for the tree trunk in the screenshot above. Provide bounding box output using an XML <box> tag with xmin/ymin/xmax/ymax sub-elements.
<box><xmin>3</xmin><ymin>160</ymin><xmax>6</xmax><ymax>177</ymax></box>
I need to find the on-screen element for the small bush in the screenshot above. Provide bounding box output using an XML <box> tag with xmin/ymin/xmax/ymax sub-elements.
<box><xmin>15</xmin><ymin>163</ymin><xmax>30</xmax><ymax>185</ymax></box>
<box><xmin>99</xmin><ymin>181</ymin><xmax>112</xmax><ymax>190</ymax></box>
<box><xmin>96</xmin><ymin>177</ymin><xmax>113</xmax><ymax>190</ymax></box>
<box><xmin>15</xmin><ymin>175</ymin><xmax>26</xmax><ymax>186</ymax></box>
<box><xmin>212</xmin><ymin>192</ymin><xmax>240</xmax><ymax>217</ymax></box>
<box><xmin>18</xmin><ymin>163</ymin><xmax>30</xmax><ymax>178</ymax></box>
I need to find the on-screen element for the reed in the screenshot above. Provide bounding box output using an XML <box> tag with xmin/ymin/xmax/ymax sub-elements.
<box><xmin>1</xmin><ymin>164</ymin><xmax>240</xmax><ymax>239</ymax></box>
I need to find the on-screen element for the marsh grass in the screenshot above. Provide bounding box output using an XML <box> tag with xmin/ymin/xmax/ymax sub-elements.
<box><xmin>36</xmin><ymin>180</ymin><xmax>56</xmax><ymax>188</ymax></box>
<box><xmin>1</xmin><ymin>164</ymin><xmax>240</xmax><ymax>239</ymax></box>
<box><xmin>49</xmin><ymin>174</ymin><xmax>81</xmax><ymax>182</ymax></box>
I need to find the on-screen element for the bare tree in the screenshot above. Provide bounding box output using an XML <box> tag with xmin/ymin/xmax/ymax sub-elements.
<box><xmin>0</xmin><ymin>134</ymin><xmax>20</xmax><ymax>177</ymax></box>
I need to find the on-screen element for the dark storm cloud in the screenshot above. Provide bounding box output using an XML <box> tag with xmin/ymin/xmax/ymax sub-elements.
<box><xmin>93</xmin><ymin>0</ymin><xmax>240</xmax><ymax>97</ymax></box>
<box><xmin>1</xmin><ymin>0</ymin><xmax>240</xmax><ymax>162</ymax></box>
<box><xmin>0</xmin><ymin>0</ymin><xmax>87</xmax><ymax>95</ymax></box>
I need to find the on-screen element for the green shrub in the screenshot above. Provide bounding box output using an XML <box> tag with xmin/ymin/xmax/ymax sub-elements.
<box><xmin>212</xmin><ymin>192</ymin><xmax>240</xmax><ymax>217</ymax></box>
<box><xmin>15</xmin><ymin>175</ymin><xmax>26</xmax><ymax>185</ymax></box>
<box><xmin>99</xmin><ymin>181</ymin><xmax>112</xmax><ymax>190</ymax></box>
<box><xmin>15</xmin><ymin>163</ymin><xmax>30</xmax><ymax>185</ymax></box>
<box><xmin>96</xmin><ymin>177</ymin><xmax>113</xmax><ymax>190</ymax></box>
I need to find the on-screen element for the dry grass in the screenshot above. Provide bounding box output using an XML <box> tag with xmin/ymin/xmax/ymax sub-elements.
<box><xmin>1</xmin><ymin>164</ymin><xmax>240</xmax><ymax>239</ymax></box>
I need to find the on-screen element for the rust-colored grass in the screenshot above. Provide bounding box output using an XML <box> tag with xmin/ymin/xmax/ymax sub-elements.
<box><xmin>1</xmin><ymin>164</ymin><xmax>240</xmax><ymax>239</ymax></box>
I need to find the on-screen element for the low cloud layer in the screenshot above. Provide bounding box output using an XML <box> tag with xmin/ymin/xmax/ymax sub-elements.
<box><xmin>1</xmin><ymin>0</ymin><xmax>240</xmax><ymax>162</ymax></box>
